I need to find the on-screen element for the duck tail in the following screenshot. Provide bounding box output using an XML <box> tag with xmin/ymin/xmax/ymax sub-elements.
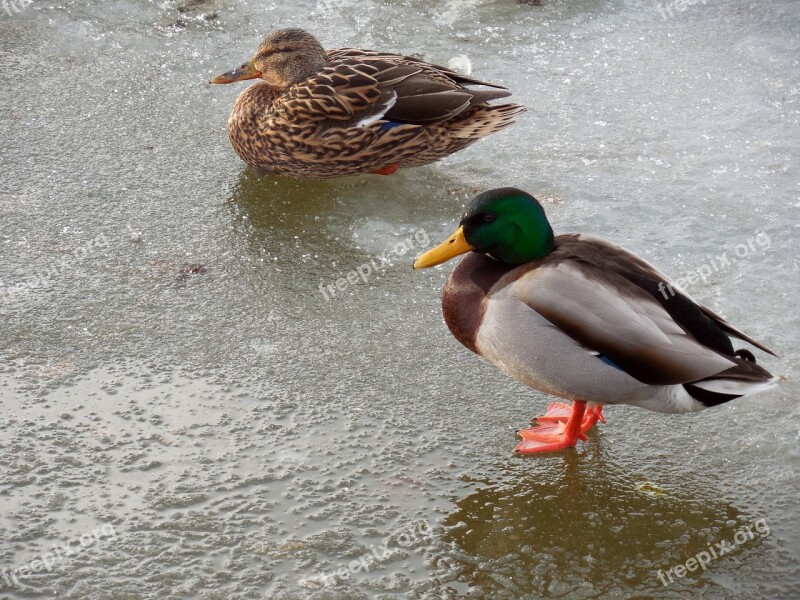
<box><xmin>449</xmin><ymin>103</ymin><xmax>526</xmax><ymax>139</ymax></box>
<box><xmin>683</xmin><ymin>352</ymin><xmax>778</xmax><ymax>407</ymax></box>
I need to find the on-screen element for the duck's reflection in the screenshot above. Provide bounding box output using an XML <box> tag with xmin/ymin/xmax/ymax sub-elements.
<box><xmin>439</xmin><ymin>444</ymin><xmax>768</xmax><ymax>596</ymax></box>
<box><xmin>224</xmin><ymin>167</ymin><xmax>469</xmax><ymax>278</ymax></box>
<box><xmin>222</xmin><ymin>169</ymin><xmax>374</xmax><ymax>279</ymax></box>
<box><xmin>227</xmin><ymin>168</ymin><xmax>360</xmax><ymax>233</ymax></box>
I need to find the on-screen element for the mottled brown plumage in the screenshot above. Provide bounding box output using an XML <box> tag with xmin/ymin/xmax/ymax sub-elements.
<box><xmin>211</xmin><ymin>29</ymin><xmax>526</xmax><ymax>179</ymax></box>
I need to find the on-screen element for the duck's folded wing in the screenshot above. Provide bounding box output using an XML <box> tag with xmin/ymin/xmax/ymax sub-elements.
<box><xmin>275</xmin><ymin>62</ymin><xmax>401</xmax><ymax>128</ymax></box>
<box><xmin>328</xmin><ymin>47</ymin><xmax>509</xmax><ymax>89</ymax></box>
<box><xmin>514</xmin><ymin>262</ymin><xmax>738</xmax><ymax>386</ymax></box>
<box><xmin>563</xmin><ymin>235</ymin><xmax>776</xmax><ymax>357</ymax></box>
<box><xmin>277</xmin><ymin>59</ymin><xmax>511</xmax><ymax>128</ymax></box>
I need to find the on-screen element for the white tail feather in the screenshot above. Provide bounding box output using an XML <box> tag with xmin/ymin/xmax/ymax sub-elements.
<box><xmin>356</xmin><ymin>93</ymin><xmax>397</xmax><ymax>127</ymax></box>
<box><xmin>692</xmin><ymin>376</ymin><xmax>778</xmax><ymax>397</ymax></box>
<box><xmin>447</xmin><ymin>54</ymin><xmax>472</xmax><ymax>76</ymax></box>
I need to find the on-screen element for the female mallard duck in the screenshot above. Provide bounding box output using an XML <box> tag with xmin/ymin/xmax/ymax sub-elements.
<box><xmin>210</xmin><ymin>29</ymin><xmax>525</xmax><ymax>179</ymax></box>
<box><xmin>414</xmin><ymin>188</ymin><xmax>777</xmax><ymax>453</ymax></box>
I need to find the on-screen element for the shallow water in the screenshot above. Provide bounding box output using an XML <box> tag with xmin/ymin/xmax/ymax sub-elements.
<box><xmin>1</xmin><ymin>0</ymin><xmax>799</xmax><ymax>598</ymax></box>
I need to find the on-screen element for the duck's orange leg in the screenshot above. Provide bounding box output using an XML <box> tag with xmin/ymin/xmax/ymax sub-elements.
<box><xmin>369</xmin><ymin>163</ymin><xmax>400</xmax><ymax>176</ymax></box>
<box><xmin>530</xmin><ymin>401</ymin><xmax>604</xmax><ymax>434</ymax></box>
<box><xmin>581</xmin><ymin>404</ymin><xmax>605</xmax><ymax>432</ymax></box>
<box><xmin>515</xmin><ymin>401</ymin><xmax>603</xmax><ymax>454</ymax></box>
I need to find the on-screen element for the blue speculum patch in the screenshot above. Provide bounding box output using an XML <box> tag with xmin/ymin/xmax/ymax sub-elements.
<box><xmin>379</xmin><ymin>121</ymin><xmax>405</xmax><ymax>131</ymax></box>
<box><xmin>597</xmin><ymin>354</ymin><xmax>625</xmax><ymax>372</ymax></box>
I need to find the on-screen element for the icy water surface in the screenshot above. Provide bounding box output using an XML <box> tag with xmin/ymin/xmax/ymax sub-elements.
<box><xmin>1</xmin><ymin>0</ymin><xmax>799</xmax><ymax>598</ymax></box>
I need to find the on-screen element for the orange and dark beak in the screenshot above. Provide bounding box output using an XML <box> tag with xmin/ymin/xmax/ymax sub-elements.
<box><xmin>209</xmin><ymin>61</ymin><xmax>261</xmax><ymax>84</ymax></box>
<box><xmin>413</xmin><ymin>226</ymin><xmax>474</xmax><ymax>269</ymax></box>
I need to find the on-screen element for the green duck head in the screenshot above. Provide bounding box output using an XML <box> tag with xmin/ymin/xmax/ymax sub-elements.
<box><xmin>414</xmin><ymin>187</ymin><xmax>555</xmax><ymax>269</ymax></box>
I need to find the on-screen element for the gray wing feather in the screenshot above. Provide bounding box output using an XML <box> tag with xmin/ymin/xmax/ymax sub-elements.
<box><xmin>514</xmin><ymin>262</ymin><xmax>737</xmax><ymax>385</ymax></box>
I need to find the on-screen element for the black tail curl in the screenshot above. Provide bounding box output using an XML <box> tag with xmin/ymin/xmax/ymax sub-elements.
<box><xmin>735</xmin><ymin>349</ymin><xmax>757</xmax><ymax>363</ymax></box>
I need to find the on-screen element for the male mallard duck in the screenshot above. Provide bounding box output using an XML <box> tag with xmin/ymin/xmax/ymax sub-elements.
<box><xmin>414</xmin><ymin>188</ymin><xmax>777</xmax><ymax>453</ymax></box>
<box><xmin>210</xmin><ymin>29</ymin><xmax>525</xmax><ymax>179</ymax></box>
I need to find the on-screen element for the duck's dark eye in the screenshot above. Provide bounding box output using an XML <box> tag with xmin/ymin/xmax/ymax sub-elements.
<box><xmin>482</xmin><ymin>214</ymin><xmax>496</xmax><ymax>223</ymax></box>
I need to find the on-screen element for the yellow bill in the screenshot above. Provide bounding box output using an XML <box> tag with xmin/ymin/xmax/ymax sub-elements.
<box><xmin>413</xmin><ymin>226</ymin><xmax>474</xmax><ymax>269</ymax></box>
<box><xmin>210</xmin><ymin>61</ymin><xmax>261</xmax><ymax>84</ymax></box>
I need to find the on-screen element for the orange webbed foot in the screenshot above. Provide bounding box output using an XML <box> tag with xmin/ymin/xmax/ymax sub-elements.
<box><xmin>369</xmin><ymin>163</ymin><xmax>400</xmax><ymax>175</ymax></box>
<box><xmin>514</xmin><ymin>401</ymin><xmax>604</xmax><ymax>454</ymax></box>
